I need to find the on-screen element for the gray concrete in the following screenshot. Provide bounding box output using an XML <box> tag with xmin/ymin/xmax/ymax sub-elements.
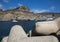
<box><xmin>1</xmin><ymin>36</ymin><xmax>59</xmax><ymax>42</ymax></box>
<box><xmin>56</xmin><ymin>30</ymin><xmax>60</xmax><ymax>35</ymax></box>
<box><xmin>20</xmin><ymin>36</ymin><xmax>59</xmax><ymax>42</ymax></box>
<box><xmin>8</xmin><ymin>25</ymin><xmax>27</xmax><ymax>42</ymax></box>
<box><xmin>35</xmin><ymin>21</ymin><xmax>59</xmax><ymax>35</ymax></box>
<box><xmin>54</xmin><ymin>17</ymin><xmax>60</xmax><ymax>29</ymax></box>
<box><xmin>1</xmin><ymin>25</ymin><xmax>59</xmax><ymax>42</ymax></box>
<box><xmin>1</xmin><ymin>36</ymin><xmax>8</xmax><ymax>42</ymax></box>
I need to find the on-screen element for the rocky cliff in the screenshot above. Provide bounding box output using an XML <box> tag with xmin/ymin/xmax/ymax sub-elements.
<box><xmin>0</xmin><ymin>6</ymin><xmax>60</xmax><ymax>21</ymax></box>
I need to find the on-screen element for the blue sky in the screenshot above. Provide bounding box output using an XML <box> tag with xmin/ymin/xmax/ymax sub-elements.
<box><xmin>0</xmin><ymin>0</ymin><xmax>60</xmax><ymax>13</ymax></box>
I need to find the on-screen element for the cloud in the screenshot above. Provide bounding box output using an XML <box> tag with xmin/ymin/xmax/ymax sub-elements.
<box><xmin>3</xmin><ymin>0</ymin><xmax>9</xmax><ymax>3</ymax></box>
<box><xmin>18</xmin><ymin>3</ymin><xmax>23</xmax><ymax>6</ymax></box>
<box><xmin>9</xmin><ymin>7</ymin><xmax>17</xmax><ymax>9</ymax></box>
<box><xmin>50</xmin><ymin>6</ymin><xmax>55</xmax><ymax>10</ymax></box>
<box><xmin>30</xmin><ymin>9</ymin><xmax>50</xmax><ymax>13</ymax></box>
<box><xmin>0</xmin><ymin>4</ymin><xmax>3</xmax><ymax>9</ymax></box>
<box><xmin>30</xmin><ymin>6</ymin><xmax>56</xmax><ymax>13</ymax></box>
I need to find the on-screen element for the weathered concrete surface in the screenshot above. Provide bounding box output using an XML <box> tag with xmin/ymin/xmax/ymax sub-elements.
<box><xmin>54</xmin><ymin>17</ymin><xmax>60</xmax><ymax>29</ymax></box>
<box><xmin>8</xmin><ymin>25</ymin><xmax>27</xmax><ymax>42</ymax></box>
<box><xmin>35</xmin><ymin>21</ymin><xmax>59</xmax><ymax>35</ymax></box>
<box><xmin>20</xmin><ymin>36</ymin><xmax>59</xmax><ymax>42</ymax></box>
<box><xmin>56</xmin><ymin>31</ymin><xmax>60</xmax><ymax>35</ymax></box>
<box><xmin>1</xmin><ymin>36</ymin><xmax>59</xmax><ymax>42</ymax></box>
<box><xmin>1</xmin><ymin>36</ymin><xmax>8</xmax><ymax>42</ymax></box>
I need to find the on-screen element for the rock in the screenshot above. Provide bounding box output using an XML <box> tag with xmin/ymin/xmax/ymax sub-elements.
<box><xmin>1</xmin><ymin>36</ymin><xmax>8</xmax><ymax>42</ymax></box>
<box><xmin>17</xmin><ymin>6</ymin><xmax>29</xmax><ymax>12</ymax></box>
<box><xmin>2</xmin><ymin>13</ymin><xmax>13</xmax><ymax>21</ymax></box>
<box><xmin>20</xmin><ymin>36</ymin><xmax>59</xmax><ymax>42</ymax></box>
<box><xmin>8</xmin><ymin>25</ymin><xmax>27</xmax><ymax>42</ymax></box>
<box><xmin>35</xmin><ymin>21</ymin><xmax>59</xmax><ymax>35</ymax></box>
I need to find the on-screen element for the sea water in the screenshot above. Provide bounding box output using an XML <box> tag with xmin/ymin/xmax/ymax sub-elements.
<box><xmin>0</xmin><ymin>20</ymin><xmax>45</xmax><ymax>41</ymax></box>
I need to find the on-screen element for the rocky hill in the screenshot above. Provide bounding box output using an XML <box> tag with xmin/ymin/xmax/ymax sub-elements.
<box><xmin>0</xmin><ymin>6</ymin><xmax>60</xmax><ymax>21</ymax></box>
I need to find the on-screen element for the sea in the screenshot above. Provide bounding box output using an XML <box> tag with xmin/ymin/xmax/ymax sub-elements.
<box><xmin>0</xmin><ymin>20</ymin><xmax>46</xmax><ymax>41</ymax></box>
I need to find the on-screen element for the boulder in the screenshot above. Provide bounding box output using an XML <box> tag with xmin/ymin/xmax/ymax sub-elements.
<box><xmin>8</xmin><ymin>25</ymin><xmax>27</xmax><ymax>42</ymax></box>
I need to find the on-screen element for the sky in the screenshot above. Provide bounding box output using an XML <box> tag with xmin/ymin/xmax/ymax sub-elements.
<box><xmin>0</xmin><ymin>0</ymin><xmax>60</xmax><ymax>13</ymax></box>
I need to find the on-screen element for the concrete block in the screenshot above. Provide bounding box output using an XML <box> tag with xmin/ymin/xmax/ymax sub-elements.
<box><xmin>20</xmin><ymin>36</ymin><xmax>59</xmax><ymax>42</ymax></box>
<box><xmin>35</xmin><ymin>21</ymin><xmax>59</xmax><ymax>35</ymax></box>
<box><xmin>1</xmin><ymin>36</ymin><xmax>8</xmax><ymax>42</ymax></box>
<box><xmin>8</xmin><ymin>25</ymin><xmax>27</xmax><ymax>42</ymax></box>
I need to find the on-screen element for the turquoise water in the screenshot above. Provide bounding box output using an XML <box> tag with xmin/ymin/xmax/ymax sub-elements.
<box><xmin>0</xmin><ymin>20</ymin><xmax>45</xmax><ymax>41</ymax></box>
